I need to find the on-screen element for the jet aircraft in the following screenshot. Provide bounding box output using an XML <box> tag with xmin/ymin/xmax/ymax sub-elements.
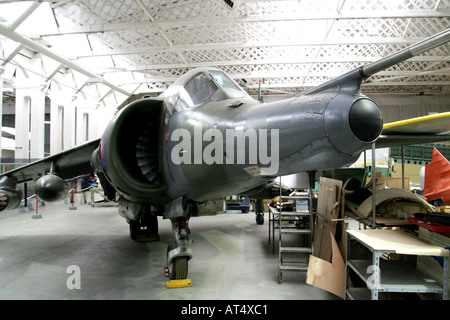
<box><xmin>0</xmin><ymin>29</ymin><xmax>449</xmax><ymax>280</ymax></box>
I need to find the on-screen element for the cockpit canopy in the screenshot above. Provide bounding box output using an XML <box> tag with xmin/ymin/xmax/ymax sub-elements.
<box><xmin>161</xmin><ymin>68</ymin><xmax>250</xmax><ymax>114</ymax></box>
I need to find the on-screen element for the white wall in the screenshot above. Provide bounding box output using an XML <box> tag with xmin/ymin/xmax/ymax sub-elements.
<box><xmin>3</xmin><ymin>58</ymin><xmax>120</xmax><ymax>162</ymax></box>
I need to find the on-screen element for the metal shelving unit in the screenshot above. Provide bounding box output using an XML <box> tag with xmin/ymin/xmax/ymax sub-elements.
<box><xmin>345</xmin><ymin>229</ymin><xmax>449</xmax><ymax>300</ymax></box>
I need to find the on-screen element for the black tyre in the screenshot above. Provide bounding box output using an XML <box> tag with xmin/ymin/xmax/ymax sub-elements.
<box><xmin>169</xmin><ymin>256</ymin><xmax>189</xmax><ymax>280</ymax></box>
<box><xmin>256</xmin><ymin>212</ymin><xmax>264</xmax><ymax>225</ymax></box>
<box><xmin>167</xmin><ymin>242</ymin><xmax>189</xmax><ymax>280</ymax></box>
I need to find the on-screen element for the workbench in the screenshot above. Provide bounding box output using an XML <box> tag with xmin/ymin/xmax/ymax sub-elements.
<box><xmin>345</xmin><ymin>229</ymin><xmax>449</xmax><ymax>300</ymax></box>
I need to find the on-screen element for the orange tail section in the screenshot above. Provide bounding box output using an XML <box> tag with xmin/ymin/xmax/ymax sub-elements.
<box><xmin>423</xmin><ymin>148</ymin><xmax>450</xmax><ymax>205</ymax></box>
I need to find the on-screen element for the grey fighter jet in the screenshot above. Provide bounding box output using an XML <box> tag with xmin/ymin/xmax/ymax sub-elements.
<box><xmin>1</xmin><ymin>29</ymin><xmax>449</xmax><ymax>280</ymax></box>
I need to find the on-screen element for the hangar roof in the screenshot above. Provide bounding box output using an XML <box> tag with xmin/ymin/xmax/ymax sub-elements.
<box><xmin>0</xmin><ymin>0</ymin><xmax>449</xmax><ymax>106</ymax></box>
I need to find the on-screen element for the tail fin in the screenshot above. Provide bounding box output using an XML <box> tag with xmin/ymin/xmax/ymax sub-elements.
<box><xmin>304</xmin><ymin>28</ymin><xmax>450</xmax><ymax>95</ymax></box>
<box><xmin>424</xmin><ymin>148</ymin><xmax>450</xmax><ymax>206</ymax></box>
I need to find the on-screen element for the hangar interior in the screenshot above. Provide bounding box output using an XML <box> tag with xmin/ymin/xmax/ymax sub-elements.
<box><xmin>0</xmin><ymin>0</ymin><xmax>449</xmax><ymax>301</ymax></box>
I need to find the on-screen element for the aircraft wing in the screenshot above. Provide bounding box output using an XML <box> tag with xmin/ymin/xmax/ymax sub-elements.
<box><xmin>0</xmin><ymin>138</ymin><xmax>100</xmax><ymax>183</ymax></box>
<box><xmin>376</xmin><ymin>112</ymin><xmax>450</xmax><ymax>148</ymax></box>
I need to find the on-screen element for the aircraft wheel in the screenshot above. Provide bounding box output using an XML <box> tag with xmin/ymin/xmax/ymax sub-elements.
<box><xmin>169</xmin><ymin>256</ymin><xmax>189</xmax><ymax>280</ymax></box>
<box><xmin>167</xmin><ymin>242</ymin><xmax>189</xmax><ymax>280</ymax></box>
<box><xmin>256</xmin><ymin>212</ymin><xmax>264</xmax><ymax>225</ymax></box>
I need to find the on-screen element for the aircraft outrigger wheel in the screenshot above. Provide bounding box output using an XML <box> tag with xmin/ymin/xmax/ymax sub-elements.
<box><xmin>166</xmin><ymin>217</ymin><xmax>192</xmax><ymax>280</ymax></box>
<box><xmin>255</xmin><ymin>212</ymin><xmax>264</xmax><ymax>225</ymax></box>
<box><xmin>255</xmin><ymin>199</ymin><xmax>265</xmax><ymax>225</ymax></box>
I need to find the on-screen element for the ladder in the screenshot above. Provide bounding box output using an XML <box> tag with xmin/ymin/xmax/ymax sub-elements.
<box><xmin>278</xmin><ymin>194</ymin><xmax>314</xmax><ymax>283</ymax></box>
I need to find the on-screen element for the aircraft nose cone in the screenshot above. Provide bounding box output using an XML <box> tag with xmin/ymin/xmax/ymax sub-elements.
<box><xmin>349</xmin><ymin>99</ymin><xmax>383</xmax><ymax>142</ymax></box>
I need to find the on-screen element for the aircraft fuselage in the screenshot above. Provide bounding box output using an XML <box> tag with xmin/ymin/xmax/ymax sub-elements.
<box><xmin>92</xmin><ymin>67</ymin><xmax>383</xmax><ymax>212</ymax></box>
<box><xmin>163</xmin><ymin>89</ymin><xmax>382</xmax><ymax>202</ymax></box>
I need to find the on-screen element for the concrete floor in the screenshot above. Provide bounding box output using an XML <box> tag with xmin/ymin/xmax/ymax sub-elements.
<box><xmin>0</xmin><ymin>198</ymin><xmax>339</xmax><ymax>300</ymax></box>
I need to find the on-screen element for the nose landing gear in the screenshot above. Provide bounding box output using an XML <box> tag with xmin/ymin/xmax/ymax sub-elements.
<box><xmin>166</xmin><ymin>218</ymin><xmax>192</xmax><ymax>280</ymax></box>
<box><xmin>165</xmin><ymin>198</ymin><xmax>193</xmax><ymax>280</ymax></box>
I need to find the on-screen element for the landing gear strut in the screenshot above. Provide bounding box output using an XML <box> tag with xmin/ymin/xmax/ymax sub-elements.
<box><xmin>166</xmin><ymin>218</ymin><xmax>192</xmax><ymax>280</ymax></box>
<box><xmin>167</xmin><ymin>217</ymin><xmax>192</xmax><ymax>280</ymax></box>
<box><xmin>165</xmin><ymin>197</ymin><xmax>193</xmax><ymax>280</ymax></box>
